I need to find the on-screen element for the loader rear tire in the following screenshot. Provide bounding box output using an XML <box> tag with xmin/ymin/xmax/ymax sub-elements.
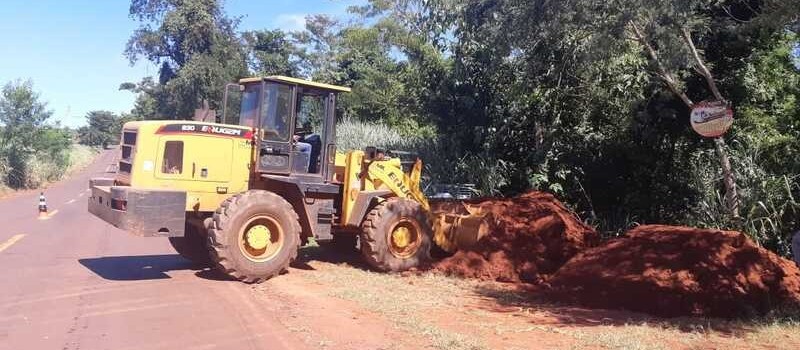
<box><xmin>360</xmin><ymin>198</ymin><xmax>432</xmax><ymax>272</ymax></box>
<box><xmin>207</xmin><ymin>190</ymin><xmax>301</xmax><ymax>283</ymax></box>
<box><xmin>169</xmin><ymin>222</ymin><xmax>212</xmax><ymax>265</ymax></box>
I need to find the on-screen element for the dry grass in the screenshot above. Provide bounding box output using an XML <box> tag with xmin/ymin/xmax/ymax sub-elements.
<box><xmin>294</xmin><ymin>245</ymin><xmax>800</xmax><ymax>350</ymax></box>
<box><xmin>299</xmin><ymin>246</ymin><xmax>486</xmax><ymax>350</ymax></box>
<box><xmin>742</xmin><ymin>318</ymin><xmax>800</xmax><ymax>349</ymax></box>
<box><xmin>0</xmin><ymin>144</ymin><xmax>98</xmax><ymax>197</ymax></box>
<box><xmin>64</xmin><ymin>144</ymin><xmax>99</xmax><ymax>175</ymax></box>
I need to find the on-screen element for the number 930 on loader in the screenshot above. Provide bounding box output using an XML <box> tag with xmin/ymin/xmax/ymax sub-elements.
<box><xmin>87</xmin><ymin>76</ymin><xmax>489</xmax><ymax>283</ymax></box>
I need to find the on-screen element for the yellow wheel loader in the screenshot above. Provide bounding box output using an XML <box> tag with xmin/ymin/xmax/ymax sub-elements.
<box><xmin>88</xmin><ymin>76</ymin><xmax>488</xmax><ymax>283</ymax></box>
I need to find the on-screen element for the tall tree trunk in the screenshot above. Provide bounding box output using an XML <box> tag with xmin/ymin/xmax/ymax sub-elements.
<box><xmin>713</xmin><ymin>138</ymin><xmax>741</xmax><ymax>219</ymax></box>
<box><xmin>630</xmin><ymin>21</ymin><xmax>742</xmax><ymax>221</ymax></box>
<box><xmin>681</xmin><ymin>28</ymin><xmax>741</xmax><ymax>220</ymax></box>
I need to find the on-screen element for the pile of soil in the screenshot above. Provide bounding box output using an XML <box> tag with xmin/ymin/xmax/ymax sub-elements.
<box><xmin>547</xmin><ymin>225</ymin><xmax>800</xmax><ymax>318</ymax></box>
<box><xmin>432</xmin><ymin>191</ymin><xmax>600</xmax><ymax>283</ymax></box>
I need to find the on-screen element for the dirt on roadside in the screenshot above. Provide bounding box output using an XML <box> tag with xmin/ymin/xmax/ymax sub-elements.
<box><xmin>432</xmin><ymin>191</ymin><xmax>600</xmax><ymax>283</ymax></box>
<box><xmin>428</xmin><ymin>191</ymin><xmax>800</xmax><ymax>318</ymax></box>
<box><xmin>546</xmin><ymin>225</ymin><xmax>800</xmax><ymax>318</ymax></box>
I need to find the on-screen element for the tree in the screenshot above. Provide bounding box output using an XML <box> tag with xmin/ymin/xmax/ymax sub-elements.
<box><xmin>0</xmin><ymin>80</ymin><xmax>66</xmax><ymax>188</ymax></box>
<box><xmin>243</xmin><ymin>29</ymin><xmax>301</xmax><ymax>76</ymax></box>
<box><xmin>124</xmin><ymin>0</ymin><xmax>248</xmax><ymax>119</ymax></box>
<box><xmin>78</xmin><ymin>111</ymin><xmax>123</xmax><ymax>147</ymax></box>
<box><xmin>294</xmin><ymin>15</ymin><xmax>345</xmax><ymax>82</ymax></box>
<box><xmin>590</xmin><ymin>0</ymin><xmax>799</xmax><ymax>222</ymax></box>
<box><xmin>110</xmin><ymin>0</ymin><xmax>800</xmax><ymax>252</ymax></box>
<box><xmin>403</xmin><ymin>0</ymin><xmax>799</xmax><ymax>232</ymax></box>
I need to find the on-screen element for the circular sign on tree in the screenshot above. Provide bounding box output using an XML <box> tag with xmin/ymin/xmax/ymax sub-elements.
<box><xmin>690</xmin><ymin>100</ymin><xmax>734</xmax><ymax>138</ymax></box>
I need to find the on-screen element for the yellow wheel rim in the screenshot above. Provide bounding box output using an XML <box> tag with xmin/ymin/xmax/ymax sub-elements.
<box><xmin>392</xmin><ymin>227</ymin><xmax>412</xmax><ymax>249</ymax></box>
<box><xmin>246</xmin><ymin>225</ymin><xmax>271</xmax><ymax>250</ymax></box>
<box><xmin>239</xmin><ymin>216</ymin><xmax>284</xmax><ymax>262</ymax></box>
<box><xmin>388</xmin><ymin>219</ymin><xmax>421</xmax><ymax>259</ymax></box>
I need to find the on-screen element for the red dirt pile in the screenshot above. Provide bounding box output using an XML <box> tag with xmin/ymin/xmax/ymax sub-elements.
<box><xmin>432</xmin><ymin>191</ymin><xmax>600</xmax><ymax>283</ymax></box>
<box><xmin>547</xmin><ymin>225</ymin><xmax>800</xmax><ymax>318</ymax></box>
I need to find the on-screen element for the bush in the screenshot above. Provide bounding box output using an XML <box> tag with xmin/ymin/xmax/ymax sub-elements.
<box><xmin>23</xmin><ymin>152</ymin><xmax>68</xmax><ymax>188</ymax></box>
<box><xmin>689</xmin><ymin>137</ymin><xmax>800</xmax><ymax>256</ymax></box>
<box><xmin>65</xmin><ymin>144</ymin><xmax>99</xmax><ymax>175</ymax></box>
<box><xmin>0</xmin><ymin>144</ymin><xmax>97</xmax><ymax>192</ymax></box>
<box><xmin>335</xmin><ymin>117</ymin><xmax>429</xmax><ymax>152</ymax></box>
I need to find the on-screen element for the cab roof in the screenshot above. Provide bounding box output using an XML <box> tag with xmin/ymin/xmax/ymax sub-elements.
<box><xmin>238</xmin><ymin>75</ymin><xmax>351</xmax><ymax>93</ymax></box>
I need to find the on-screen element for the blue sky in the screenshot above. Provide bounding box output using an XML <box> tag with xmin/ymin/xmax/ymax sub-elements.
<box><xmin>0</xmin><ymin>0</ymin><xmax>363</xmax><ymax>128</ymax></box>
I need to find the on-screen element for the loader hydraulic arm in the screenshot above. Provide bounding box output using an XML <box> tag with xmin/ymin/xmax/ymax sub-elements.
<box><xmin>366</xmin><ymin>158</ymin><xmax>430</xmax><ymax>211</ymax></box>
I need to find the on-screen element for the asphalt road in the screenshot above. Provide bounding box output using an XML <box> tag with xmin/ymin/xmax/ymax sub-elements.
<box><xmin>0</xmin><ymin>150</ymin><xmax>309</xmax><ymax>350</ymax></box>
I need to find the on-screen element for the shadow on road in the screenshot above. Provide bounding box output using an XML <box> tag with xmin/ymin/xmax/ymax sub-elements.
<box><xmin>80</xmin><ymin>245</ymin><xmax>373</xmax><ymax>282</ymax></box>
<box><xmin>79</xmin><ymin>254</ymin><xmax>204</xmax><ymax>281</ymax></box>
<box><xmin>194</xmin><ymin>268</ymin><xmax>237</xmax><ymax>281</ymax></box>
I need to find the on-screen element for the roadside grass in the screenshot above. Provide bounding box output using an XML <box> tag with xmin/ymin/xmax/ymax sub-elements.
<box><xmin>26</xmin><ymin>144</ymin><xmax>99</xmax><ymax>187</ymax></box>
<box><xmin>472</xmin><ymin>283</ymin><xmax>800</xmax><ymax>350</ymax></box>
<box><xmin>742</xmin><ymin>316</ymin><xmax>800</xmax><ymax>349</ymax></box>
<box><xmin>64</xmin><ymin>144</ymin><xmax>99</xmax><ymax>175</ymax></box>
<box><xmin>0</xmin><ymin>144</ymin><xmax>99</xmax><ymax>197</ymax></box>
<box><xmin>299</xmin><ymin>245</ymin><xmax>486</xmax><ymax>350</ymax></box>
<box><xmin>296</xmin><ymin>245</ymin><xmax>800</xmax><ymax>350</ymax></box>
<box><xmin>554</xmin><ymin>318</ymin><xmax>800</xmax><ymax>350</ymax></box>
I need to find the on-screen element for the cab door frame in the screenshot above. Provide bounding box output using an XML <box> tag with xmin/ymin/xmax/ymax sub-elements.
<box><xmin>258</xmin><ymin>81</ymin><xmax>298</xmax><ymax>176</ymax></box>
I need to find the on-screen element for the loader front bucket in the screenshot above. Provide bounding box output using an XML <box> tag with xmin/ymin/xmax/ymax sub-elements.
<box><xmin>430</xmin><ymin>200</ymin><xmax>492</xmax><ymax>253</ymax></box>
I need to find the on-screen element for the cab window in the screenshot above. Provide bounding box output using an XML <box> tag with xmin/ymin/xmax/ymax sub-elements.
<box><xmin>261</xmin><ymin>84</ymin><xmax>293</xmax><ymax>142</ymax></box>
<box><xmin>296</xmin><ymin>93</ymin><xmax>324</xmax><ymax>134</ymax></box>
<box><xmin>238</xmin><ymin>83</ymin><xmax>261</xmax><ymax>127</ymax></box>
<box><xmin>161</xmin><ymin>141</ymin><xmax>184</xmax><ymax>174</ymax></box>
<box><xmin>294</xmin><ymin>91</ymin><xmax>327</xmax><ymax>174</ymax></box>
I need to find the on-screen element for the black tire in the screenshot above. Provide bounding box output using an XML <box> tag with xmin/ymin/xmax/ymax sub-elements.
<box><xmin>169</xmin><ymin>222</ymin><xmax>212</xmax><ymax>265</ymax></box>
<box><xmin>207</xmin><ymin>190</ymin><xmax>301</xmax><ymax>283</ymax></box>
<box><xmin>360</xmin><ymin>198</ymin><xmax>433</xmax><ymax>272</ymax></box>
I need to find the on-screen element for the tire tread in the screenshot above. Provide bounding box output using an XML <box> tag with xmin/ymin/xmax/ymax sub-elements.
<box><xmin>207</xmin><ymin>190</ymin><xmax>301</xmax><ymax>283</ymax></box>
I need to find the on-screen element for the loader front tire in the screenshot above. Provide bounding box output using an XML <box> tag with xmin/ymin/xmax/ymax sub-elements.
<box><xmin>207</xmin><ymin>190</ymin><xmax>301</xmax><ymax>283</ymax></box>
<box><xmin>169</xmin><ymin>221</ymin><xmax>212</xmax><ymax>265</ymax></box>
<box><xmin>360</xmin><ymin>198</ymin><xmax>432</xmax><ymax>272</ymax></box>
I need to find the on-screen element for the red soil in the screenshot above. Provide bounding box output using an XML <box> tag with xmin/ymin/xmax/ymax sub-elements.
<box><xmin>547</xmin><ymin>225</ymin><xmax>800</xmax><ymax>318</ymax></box>
<box><xmin>432</xmin><ymin>191</ymin><xmax>600</xmax><ymax>283</ymax></box>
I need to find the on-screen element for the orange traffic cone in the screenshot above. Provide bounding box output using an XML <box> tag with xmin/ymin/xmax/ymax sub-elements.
<box><xmin>38</xmin><ymin>192</ymin><xmax>48</xmax><ymax>218</ymax></box>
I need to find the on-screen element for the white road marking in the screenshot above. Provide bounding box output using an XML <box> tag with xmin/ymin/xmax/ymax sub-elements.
<box><xmin>65</xmin><ymin>199</ymin><xmax>77</xmax><ymax>205</ymax></box>
<box><xmin>0</xmin><ymin>234</ymin><xmax>26</xmax><ymax>253</ymax></box>
<box><xmin>77</xmin><ymin>192</ymin><xmax>85</xmax><ymax>198</ymax></box>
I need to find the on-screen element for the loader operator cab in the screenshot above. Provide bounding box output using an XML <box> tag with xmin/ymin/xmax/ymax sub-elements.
<box><xmin>223</xmin><ymin>76</ymin><xmax>350</xmax><ymax>180</ymax></box>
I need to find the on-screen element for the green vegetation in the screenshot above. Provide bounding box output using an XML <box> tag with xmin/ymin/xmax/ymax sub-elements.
<box><xmin>118</xmin><ymin>0</ymin><xmax>800</xmax><ymax>255</ymax></box>
<box><xmin>0</xmin><ymin>80</ymin><xmax>100</xmax><ymax>194</ymax></box>
<box><xmin>0</xmin><ymin>80</ymin><xmax>71</xmax><ymax>190</ymax></box>
<box><xmin>76</xmin><ymin>110</ymin><xmax>135</xmax><ymax>148</ymax></box>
